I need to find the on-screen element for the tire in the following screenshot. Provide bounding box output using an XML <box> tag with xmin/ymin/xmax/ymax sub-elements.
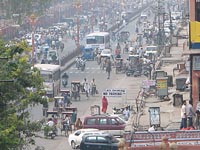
<box><xmin>51</xmin><ymin>133</ymin><xmax>56</xmax><ymax>139</ymax></box>
<box><xmin>71</xmin><ymin>141</ymin><xmax>76</xmax><ymax>149</ymax></box>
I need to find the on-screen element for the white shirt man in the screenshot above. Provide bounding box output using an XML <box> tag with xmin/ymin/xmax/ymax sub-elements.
<box><xmin>47</xmin><ymin>119</ymin><xmax>54</xmax><ymax>127</ymax></box>
<box><xmin>123</xmin><ymin>107</ymin><xmax>130</xmax><ymax>121</ymax></box>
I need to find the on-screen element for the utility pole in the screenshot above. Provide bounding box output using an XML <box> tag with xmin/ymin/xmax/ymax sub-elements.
<box><xmin>29</xmin><ymin>14</ymin><xmax>37</xmax><ymax>66</ymax></box>
<box><xmin>75</xmin><ymin>0</ymin><xmax>81</xmax><ymax>49</ymax></box>
<box><xmin>157</xmin><ymin>0</ymin><xmax>161</xmax><ymax>46</ymax></box>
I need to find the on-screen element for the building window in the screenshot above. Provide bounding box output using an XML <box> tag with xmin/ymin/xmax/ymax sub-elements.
<box><xmin>196</xmin><ymin>1</ymin><xmax>200</xmax><ymax>21</ymax></box>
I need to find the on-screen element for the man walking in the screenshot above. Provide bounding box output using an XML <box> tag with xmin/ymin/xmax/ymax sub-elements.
<box><xmin>186</xmin><ymin>100</ymin><xmax>196</xmax><ymax>129</ymax></box>
<box><xmin>180</xmin><ymin>100</ymin><xmax>187</xmax><ymax>130</ymax></box>
<box><xmin>106</xmin><ymin>57</ymin><xmax>112</xmax><ymax>79</ymax></box>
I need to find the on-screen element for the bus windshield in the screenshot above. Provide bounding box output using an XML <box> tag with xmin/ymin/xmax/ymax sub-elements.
<box><xmin>86</xmin><ymin>36</ymin><xmax>104</xmax><ymax>44</ymax></box>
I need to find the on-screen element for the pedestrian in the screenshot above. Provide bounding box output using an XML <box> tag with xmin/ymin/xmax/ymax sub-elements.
<box><xmin>180</xmin><ymin>100</ymin><xmax>187</xmax><ymax>130</ymax></box>
<box><xmin>123</xmin><ymin>107</ymin><xmax>130</xmax><ymax>121</ymax></box>
<box><xmin>84</xmin><ymin>82</ymin><xmax>90</xmax><ymax>98</ymax></box>
<box><xmin>75</xmin><ymin>118</ymin><xmax>83</xmax><ymax>130</ymax></box>
<box><xmin>60</xmin><ymin>42</ymin><xmax>64</xmax><ymax>52</ymax></box>
<box><xmin>186</xmin><ymin>100</ymin><xmax>196</xmax><ymax>129</ymax></box>
<box><xmin>106</xmin><ymin>57</ymin><xmax>112</xmax><ymax>79</ymax></box>
<box><xmin>71</xmin><ymin>109</ymin><xmax>77</xmax><ymax>130</ymax></box>
<box><xmin>63</xmin><ymin>92</ymin><xmax>71</xmax><ymax>107</ymax></box>
<box><xmin>102</xmin><ymin>96</ymin><xmax>108</xmax><ymax>113</ymax></box>
<box><xmin>90</xmin><ymin>78</ymin><xmax>96</xmax><ymax>96</ymax></box>
<box><xmin>63</xmin><ymin>115</ymin><xmax>71</xmax><ymax>131</ymax></box>
<box><xmin>81</xmin><ymin>78</ymin><xmax>87</xmax><ymax>92</ymax></box>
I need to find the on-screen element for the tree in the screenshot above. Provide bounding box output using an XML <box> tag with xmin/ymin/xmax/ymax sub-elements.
<box><xmin>0</xmin><ymin>39</ymin><xmax>46</xmax><ymax>149</ymax></box>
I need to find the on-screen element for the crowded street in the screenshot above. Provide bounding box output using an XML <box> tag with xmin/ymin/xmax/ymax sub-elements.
<box><xmin>1</xmin><ymin>0</ymin><xmax>197</xmax><ymax>150</ymax></box>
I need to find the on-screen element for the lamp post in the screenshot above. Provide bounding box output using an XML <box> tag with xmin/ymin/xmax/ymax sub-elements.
<box><xmin>75</xmin><ymin>1</ymin><xmax>81</xmax><ymax>49</ymax></box>
<box><xmin>29</xmin><ymin>14</ymin><xmax>37</xmax><ymax>66</ymax></box>
<box><xmin>90</xmin><ymin>0</ymin><xmax>95</xmax><ymax>32</ymax></box>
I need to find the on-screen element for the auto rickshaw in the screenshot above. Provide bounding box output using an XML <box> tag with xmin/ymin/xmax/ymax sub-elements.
<box><xmin>71</xmin><ymin>81</ymin><xmax>81</xmax><ymax>101</ymax></box>
<box><xmin>126</xmin><ymin>55</ymin><xmax>142</xmax><ymax>77</ymax></box>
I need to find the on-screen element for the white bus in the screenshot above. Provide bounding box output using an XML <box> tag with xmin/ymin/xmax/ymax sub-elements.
<box><xmin>85</xmin><ymin>32</ymin><xmax>110</xmax><ymax>51</ymax></box>
<box><xmin>34</xmin><ymin>64</ymin><xmax>61</xmax><ymax>97</ymax></box>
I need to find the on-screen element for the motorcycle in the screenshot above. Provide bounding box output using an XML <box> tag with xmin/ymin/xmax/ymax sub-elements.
<box><xmin>80</xmin><ymin>60</ymin><xmax>86</xmax><ymax>71</ymax></box>
<box><xmin>44</xmin><ymin>125</ymin><xmax>57</xmax><ymax>139</ymax></box>
<box><xmin>75</xmin><ymin>58</ymin><xmax>86</xmax><ymax>71</ymax></box>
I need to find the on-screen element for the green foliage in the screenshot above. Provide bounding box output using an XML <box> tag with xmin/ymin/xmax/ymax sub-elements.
<box><xmin>0</xmin><ymin>40</ymin><xmax>45</xmax><ymax>149</ymax></box>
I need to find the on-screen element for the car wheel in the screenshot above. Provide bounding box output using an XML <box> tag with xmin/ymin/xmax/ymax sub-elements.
<box><xmin>71</xmin><ymin>141</ymin><xmax>76</xmax><ymax>149</ymax></box>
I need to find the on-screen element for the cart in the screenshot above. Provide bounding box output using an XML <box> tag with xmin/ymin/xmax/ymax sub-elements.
<box><xmin>71</xmin><ymin>81</ymin><xmax>81</xmax><ymax>101</ymax></box>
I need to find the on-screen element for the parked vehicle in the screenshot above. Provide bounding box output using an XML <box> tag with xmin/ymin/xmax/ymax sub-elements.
<box><xmin>82</xmin><ymin>114</ymin><xmax>126</xmax><ymax>136</ymax></box>
<box><xmin>68</xmin><ymin>128</ymin><xmax>104</xmax><ymax>149</ymax></box>
<box><xmin>80</xmin><ymin>133</ymin><xmax>119</xmax><ymax>150</ymax></box>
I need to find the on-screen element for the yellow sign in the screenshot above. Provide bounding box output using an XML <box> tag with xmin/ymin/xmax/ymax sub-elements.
<box><xmin>157</xmin><ymin>79</ymin><xmax>167</xmax><ymax>89</ymax></box>
<box><xmin>190</xmin><ymin>21</ymin><xmax>200</xmax><ymax>43</ymax></box>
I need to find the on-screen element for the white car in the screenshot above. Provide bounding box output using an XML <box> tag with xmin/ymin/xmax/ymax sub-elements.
<box><xmin>68</xmin><ymin>128</ymin><xmax>104</xmax><ymax>149</ymax></box>
<box><xmin>100</xmin><ymin>49</ymin><xmax>112</xmax><ymax>58</ymax></box>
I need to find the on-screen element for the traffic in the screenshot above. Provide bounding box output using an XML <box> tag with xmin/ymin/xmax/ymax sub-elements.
<box><xmin>30</xmin><ymin>0</ymin><xmax>158</xmax><ymax>149</ymax></box>
<box><xmin>0</xmin><ymin>0</ymin><xmax>191</xmax><ymax>149</ymax></box>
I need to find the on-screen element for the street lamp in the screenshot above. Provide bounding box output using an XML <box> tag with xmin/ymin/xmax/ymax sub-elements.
<box><xmin>29</xmin><ymin>13</ymin><xmax>37</xmax><ymax>66</ymax></box>
<box><xmin>75</xmin><ymin>1</ymin><xmax>81</xmax><ymax>49</ymax></box>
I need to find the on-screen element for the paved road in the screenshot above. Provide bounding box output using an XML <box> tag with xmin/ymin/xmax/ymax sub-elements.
<box><xmin>29</xmin><ymin>3</ymin><xmax>154</xmax><ymax>150</ymax></box>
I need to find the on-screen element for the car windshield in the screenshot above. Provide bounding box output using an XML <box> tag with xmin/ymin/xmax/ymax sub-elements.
<box><xmin>102</xmin><ymin>50</ymin><xmax>110</xmax><ymax>54</ymax></box>
<box><xmin>116</xmin><ymin>117</ymin><xmax>125</xmax><ymax>124</ymax></box>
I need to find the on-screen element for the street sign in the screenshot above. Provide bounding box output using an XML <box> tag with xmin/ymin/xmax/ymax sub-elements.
<box><xmin>142</xmin><ymin>80</ymin><xmax>156</xmax><ymax>88</ymax></box>
<box><xmin>149</xmin><ymin>107</ymin><xmax>160</xmax><ymax>127</ymax></box>
<box><xmin>102</xmin><ymin>89</ymin><xmax>126</xmax><ymax>97</ymax></box>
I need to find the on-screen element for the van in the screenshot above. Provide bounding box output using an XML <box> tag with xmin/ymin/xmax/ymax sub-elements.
<box><xmin>83</xmin><ymin>114</ymin><xmax>126</xmax><ymax>136</ymax></box>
